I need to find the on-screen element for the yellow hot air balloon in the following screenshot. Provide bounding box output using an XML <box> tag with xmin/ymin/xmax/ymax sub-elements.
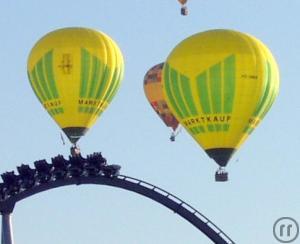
<box><xmin>163</xmin><ymin>29</ymin><xmax>279</xmax><ymax>181</ymax></box>
<box><xmin>27</xmin><ymin>27</ymin><xmax>124</xmax><ymax>148</ymax></box>
<box><xmin>143</xmin><ymin>63</ymin><xmax>180</xmax><ymax>141</ymax></box>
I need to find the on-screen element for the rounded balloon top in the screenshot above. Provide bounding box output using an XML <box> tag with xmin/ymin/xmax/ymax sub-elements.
<box><xmin>178</xmin><ymin>0</ymin><xmax>187</xmax><ymax>4</ymax></box>
<box><xmin>28</xmin><ymin>27</ymin><xmax>123</xmax><ymax>71</ymax></box>
<box><xmin>163</xmin><ymin>29</ymin><xmax>279</xmax><ymax>173</ymax></box>
<box><xmin>27</xmin><ymin>27</ymin><xmax>124</xmax><ymax>144</ymax></box>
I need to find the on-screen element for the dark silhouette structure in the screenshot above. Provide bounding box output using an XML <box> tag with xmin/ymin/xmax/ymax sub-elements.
<box><xmin>0</xmin><ymin>153</ymin><xmax>235</xmax><ymax>244</ymax></box>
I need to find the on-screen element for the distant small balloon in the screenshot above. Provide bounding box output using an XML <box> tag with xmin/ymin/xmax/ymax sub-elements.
<box><xmin>178</xmin><ymin>0</ymin><xmax>188</xmax><ymax>5</ymax></box>
<box><xmin>27</xmin><ymin>27</ymin><xmax>124</xmax><ymax>145</ymax></box>
<box><xmin>178</xmin><ymin>0</ymin><xmax>188</xmax><ymax>15</ymax></box>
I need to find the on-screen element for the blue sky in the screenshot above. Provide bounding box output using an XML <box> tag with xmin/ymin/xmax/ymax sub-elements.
<box><xmin>0</xmin><ymin>1</ymin><xmax>299</xmax><ymax>243</ymax></box>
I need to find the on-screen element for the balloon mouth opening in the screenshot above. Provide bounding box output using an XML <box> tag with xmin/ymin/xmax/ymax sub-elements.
<box><xmin>205</xmin><ymin>148</ymin><xmax>235</xmax><ymax>167</ymax></box>
<box><xmin>62</xmin><ymin>127</ymin><xmax>88</xmax><ymax>144</ymax></box>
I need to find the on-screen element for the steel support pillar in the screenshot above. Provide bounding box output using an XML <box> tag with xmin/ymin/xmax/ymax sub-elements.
<box><xmin>1</xmin><ymin>214</ymin><xmax>14</xmax><ymax>244</ymax></box>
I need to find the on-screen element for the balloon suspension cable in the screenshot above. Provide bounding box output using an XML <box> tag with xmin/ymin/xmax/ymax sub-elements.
<box><xmin>175</xmin><ymin>125</ymin><xmax>183</xmax><ymax>136</ymax></box>
<box><xmin>70</xmin><ymin>144</ymin><xmax>81</xmax><ymax>157</ymax></box>
<box><xmin>60</xmin><ymin>133</ymin><xmax>66</xmax><ymax>145</ymax></box>
<box><xmin>170</xmin><ymin>126</ymin><xmax>182</xmax><ymax>142</ymax></box>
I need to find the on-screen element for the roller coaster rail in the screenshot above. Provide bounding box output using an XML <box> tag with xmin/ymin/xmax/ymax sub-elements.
<box><xmin>0</xmin><ymin>152</ymin><xmax>235</xmax><ymax>244</ymax></box>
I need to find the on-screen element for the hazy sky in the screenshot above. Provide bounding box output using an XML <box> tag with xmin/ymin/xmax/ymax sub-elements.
<box><xmin>0</xmin><ymin>1</ymin><xmax>299</xmax><ymax>243</ymax></box>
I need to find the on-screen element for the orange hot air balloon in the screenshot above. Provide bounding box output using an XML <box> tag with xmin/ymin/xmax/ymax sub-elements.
<box><xmin>178</xmin><ymin>0</ymin><xmax>187</xmax><ymax>4</ymax></box>
<box><xmin>144</xmin><ymin>63</ymin><xmax>180</xmax><ymax>141</ymax></box>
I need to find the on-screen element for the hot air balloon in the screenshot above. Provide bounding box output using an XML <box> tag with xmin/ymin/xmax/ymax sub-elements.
<box><xmin>27</xmin><ymin>27</ymin><xmax>124</xmax><ymax>153</ymax></box>
<box><xmin>163</xmin><ymin>29</ymin><xmax>279</xmax><ymax>181</ymax></box>
<box><xmin>178</xmin><ymin>0</ymin><xmax>188</xmax><ymax>15</ymax></box>
<box><xmin>144</xmin><ymin>63</ymin><xmax>180</xmax><ymax>141</ymax></box>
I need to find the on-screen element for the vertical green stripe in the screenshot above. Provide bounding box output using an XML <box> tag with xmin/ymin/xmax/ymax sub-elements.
<box><xmin>95</xmin><ymin>65</ymin><xmax>110</xmax><ymax>99</ymax></box>
<box><xmin>96</xmin><ymin>109</ymin><xmax>104</xmax><ymax>116</ymax></box>
<box><xmin>244</xmin><ymin>62</ymin><xmax>276</xmax><ymax>136</ymax></box>
<box><xmin>89</xmin><ymin>107</ymin><xmax>95</xmax><ymax>113</ymax></box>
<box><xmin>190</xmin><ymin>127</ymin><xmax>196</xmax><ymax>134</ymax></box>
<box><xmin>180</xmin><ymin>75</ymin><xmax>198</xmax><ymax>116</ymax></box>
<box><xmin>194</xmin><ymin>127</ymin><xmax>201</xmax><ymax>134</ymax></box>
<box><xmin>53</xmin><ymin>109</ymin><xmax>57</xmax><ymax>115</ymax></box>
<box><xmin>80</xmin><ymin>49</ymin><xmax>90</xmax><ymax>98</ymax></box>
<box><xmin>249</xmin><ymin>127</ymin><xmax>255</xmax><ymax>134</ymax></box>
<box><xmin>196</xmin><ymin>72</ymin><xmax>211</xmax><ymax>114</ymax></box>
<box><xmin>79</xmin><ymin>107</ymin><xmax>84</xmax><ymax>113</ymax></box>
<box><xmin>36</xmin><ymin>60</ymin><xmax>52</xmax><ymax>100</ymax></box>
<box><xmin>207</xmin><ymin>124</ymin><xmax>215</xmax><ymax>132</ymax></box>
<box><xmin>242</xmin><ymin>61</ymin><xmax>275</xmax><ymax>135</ymax></box>
<box><xmin>107</xmin><ymin>80</ymin><xmax>120</xmax><ymax>103</ymax></box>
<box><xmin>44</xmin><ymin>51</ymin><xmax>59</xmax><ymax>99</ymax></box>
<box><xmin>223</xmin><ymin>124</ymin><xmax>229</xmax><ymax>131</ymax></box>
<box><xmin>245</xmin><ymin>127</ymin><xmax>254</xmax><ymax>135</ymax></box>
<box><xmin>209</xmin><ymin>63</ymin><xmax>222</xmax><ymax>113</ymax></box>
<box><xmin>49</xmin><ymin>110</ymin><xmax>54</xmax><ymax>116</ymax></box>
<box><xmin>243</xmin><ymin>126</ymin><xmax>249</xmax><ymax>133</ymax></box>
<box><xmin>190</xmin><ymin>126</ymin><xmax>205</xmax><ymax>135</ymax></box>
<box><xmin>29</xmin><ymin>70</ymin><xmax>46</xmax><ymax>103</ymax></box>
<box><xmin>95</xmin><ymin>107</ymin><xmax>102</xmax><ymax>115</ymax></box>
<box><xmin>102</xmin><ymin>68</ymin><xmax>119</xmax><ymax>103</ymax></box>
<box><xmin>253</xmin><ymin>62</ymin><xmax>270</xmax><ymax>116</ymax></box>
<box><xmin>88</xmin><ymin>57</ymin><xmax>101</xmax><ymax>98</ymax></box>
<box><xmin>170</xmin><ymin>68</ymin><xmax>190</xmax><ymax>117</ymax></box>
<box><xmin>260</xmin><ymin>64</ymin><xmax>278</xmax><ymax>119</ymax></box>
<box><xmin>31</xmin><ymin>68</ymin><xmax>46</xmax><ymax>102</ymax></box>
<box><xmin>164</xmin><ymin>64</ymin><xmax>184</xmax><ymax>119</ymax></box>
<box><xmin>215</xmin><ymin>124</ymin><xmax>222</xmax><ymax>131</ymax></box>
<box><xmin>57</xmin><ymin>107</ymin><xmax>64</xmax><ymax>113</ymax></box>
<box><xmin>223</xmin><ymin>55</ymin><xmax>235</xmax><ymax>113</ymax></box>
<box><xmin>261</xmin><ymin>89</ymin><xmax>276</xmax><ymax>119</ymax></box>
<box><xmin>106</xmin><ymin>69</ymin><xmax>122</xmax><ymax>103</ymax></box>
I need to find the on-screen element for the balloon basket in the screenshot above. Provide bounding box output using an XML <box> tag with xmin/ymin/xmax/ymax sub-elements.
<box><xmin>70</xmin><ymin>146</ymin><xmax>81</xmax><ymax>157</ymax></box>
<box><xmin>215</xmin><ymin>169</ymin><xmax>228</xmax><ymax>182</ymax></box>
<box><xmin>181</xmin><ymin>6</ymin><xmax>188</xmax><ymax>15</ymax></box>
<box><xmin>170</xmin><ymin>134</ymin><xmax>176</xmax><ymax>142</ymax></box>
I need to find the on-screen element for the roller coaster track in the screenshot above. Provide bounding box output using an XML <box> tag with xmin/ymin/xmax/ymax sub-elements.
<box><xmin>0</xmin><ymin>154</ymin><xmax>235</xmax><ymax>244</ymax></box>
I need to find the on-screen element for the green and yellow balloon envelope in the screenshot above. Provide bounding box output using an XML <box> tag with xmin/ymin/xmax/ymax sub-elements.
<box><xmin>27</xmin><ymin>27</ymin><xmax>124</xmax><ymax>144</ymax></box>
<box><xmin>163</xmin><ymin>29</ymin><xmax>279</xmax><ymax>172</ymax></box>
